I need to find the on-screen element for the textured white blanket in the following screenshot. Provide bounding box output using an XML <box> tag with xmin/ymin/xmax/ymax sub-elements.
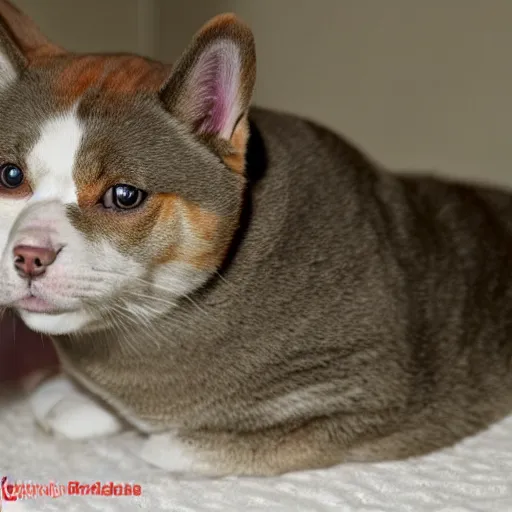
<box><xmin>1</xmin><ymin>386</ymin><xmax>511</xmax><ymax>512</ymax></box>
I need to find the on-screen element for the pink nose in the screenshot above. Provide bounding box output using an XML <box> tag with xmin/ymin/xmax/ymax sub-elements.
<box><xmin>13</xmin><ymin>245</ymin><xmax>57</xmax><ymax>279</ymax></box>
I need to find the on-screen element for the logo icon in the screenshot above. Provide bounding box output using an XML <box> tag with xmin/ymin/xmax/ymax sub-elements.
<box><xmin>1</xmin><ymin>477</ymin><xmax>17</xmax><ymax>503</ymax></box>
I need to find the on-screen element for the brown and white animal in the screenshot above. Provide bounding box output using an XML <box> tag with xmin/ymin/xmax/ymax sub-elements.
<box><xmin>0</xmin><ymin>0</ymin><xmax>511</xmax><ymax>476</ymax></box>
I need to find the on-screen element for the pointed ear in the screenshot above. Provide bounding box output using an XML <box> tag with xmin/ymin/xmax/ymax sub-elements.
<box><xmin>0</xmin><ymin>0</ymin><xmax>64</xmax><ymax>59</ymax></box>
<box><xmin>0</xmin><ymin>19</ymin><xmax>25</xmax><ymax>88</ymax></box>
<box><xmin>160</xmin><ymin>13</ymin><xmax>256</xmax><ymax>173</ymax></box>
<box><xmin>0</xmin><ymin>0</ymin><xmax>64</xmax><ymax>87</ymax></box>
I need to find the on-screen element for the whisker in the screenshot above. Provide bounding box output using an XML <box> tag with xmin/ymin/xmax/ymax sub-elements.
<box><xmin>181</xmin><ymin>293</ymin><xmax>209</xmax><ymax>316</ymax></box>
<box><xmin>58</xmin><ymin>268</ymin><xmax>230</xmax><ymax>337</ymax></box>
<box><xmin>102</xmin><ymin>306</ymin><xmax>141</xmax><ymax>357</ymax></box>
<box><xmin>112</xmin><ymin>303</ymin><xmax>161</xmax><ymax>351</ymax></box>
<box><xmin>125</xmin><ymin>291</ymin><xmax>178</xmax><ymax>309</ymax></box>
<box><xmin>125</xmin><ymin>275</ymin><xmax>211</xmax><ymax>318</ymax></box>
<box><xmin>213</xmin><ymin>270</ymin><xmax>245</xmax><ymax>303</ymax></box>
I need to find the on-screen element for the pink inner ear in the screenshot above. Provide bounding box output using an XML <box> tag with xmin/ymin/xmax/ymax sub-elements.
<box><xmin>187</xmin><ymin>40</ymin><xmax>240</xmax><ymax>139</ymax></box>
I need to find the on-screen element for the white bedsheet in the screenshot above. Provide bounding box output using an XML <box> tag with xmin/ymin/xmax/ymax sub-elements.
<box><xmin>1</xmin><ymin>387</ymin><xmax>511</xmax><ymax>512</ymax></box>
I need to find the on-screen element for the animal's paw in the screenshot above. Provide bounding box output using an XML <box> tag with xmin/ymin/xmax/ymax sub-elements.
<box><xmin>28</xmin><ymin>374</ymin><xmax>123</xmax><ymax>440</ymax></box>
<box><xmin>138</xmin><ymin>432</ymin><xmax>220</xmax><ymax>477</ymax></box>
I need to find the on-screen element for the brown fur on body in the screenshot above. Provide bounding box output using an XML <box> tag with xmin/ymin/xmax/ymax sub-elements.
<box><xmin>0</xmin><ymin>0</ymin><xmax>511</xmax><ymax>476</ymax></box>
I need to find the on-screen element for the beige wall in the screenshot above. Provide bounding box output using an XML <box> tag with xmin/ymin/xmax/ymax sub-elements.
<box><xmin>13</xmin><ymin>0</ymin><xmax>143</xmax><ymax>53</ymax></box>
<box><xmin>12</xmin><ymin>1</ymin><xmax>512</xmax><ymax>185</ymax></box>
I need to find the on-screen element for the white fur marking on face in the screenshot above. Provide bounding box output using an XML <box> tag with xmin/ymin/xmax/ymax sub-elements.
<box><xmin>29</xmin><ymin>374</ymin><xmax>123</xmax><ymax>440</ymax></box>
<box><xmin>0</xmin><ymin>197</ymin><xmax>27</xmax><ymax>256</ymax></box>
<box><xmin>27</xmin><ymin>107</ymin><xmax>83</xmax><ymax>204</ymax></box>
<box><xmin>153</xmin><ymin>261</ymin><xmax>211</xmax><ymax>298</ymax></box>
<box><xmin>18</xmin><ymin>309</ymin><xmax>93</xmax><ymax>335</ymax></box>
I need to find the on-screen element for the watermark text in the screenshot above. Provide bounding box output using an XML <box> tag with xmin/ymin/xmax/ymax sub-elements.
<box><xmin>1</xmin><ymin>477</ymin><xmax>142</xmax><ymax>502</ymax></box>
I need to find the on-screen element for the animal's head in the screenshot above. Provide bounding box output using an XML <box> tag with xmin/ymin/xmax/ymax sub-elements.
<box><xmin>0</xmin><ymin>1</ymin><xmax>256</xmax><ymax>335</ymax></box>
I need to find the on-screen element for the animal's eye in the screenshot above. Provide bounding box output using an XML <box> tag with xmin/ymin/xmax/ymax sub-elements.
<box><xmin>102</xmin><ymin>184</ymin><xmax>146</xmax><ymax>211</ymax></box>
<box><xmin>0</xmin><ymin>164</ymin><xmax>24</xmax><ymax>189</ymax></box>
